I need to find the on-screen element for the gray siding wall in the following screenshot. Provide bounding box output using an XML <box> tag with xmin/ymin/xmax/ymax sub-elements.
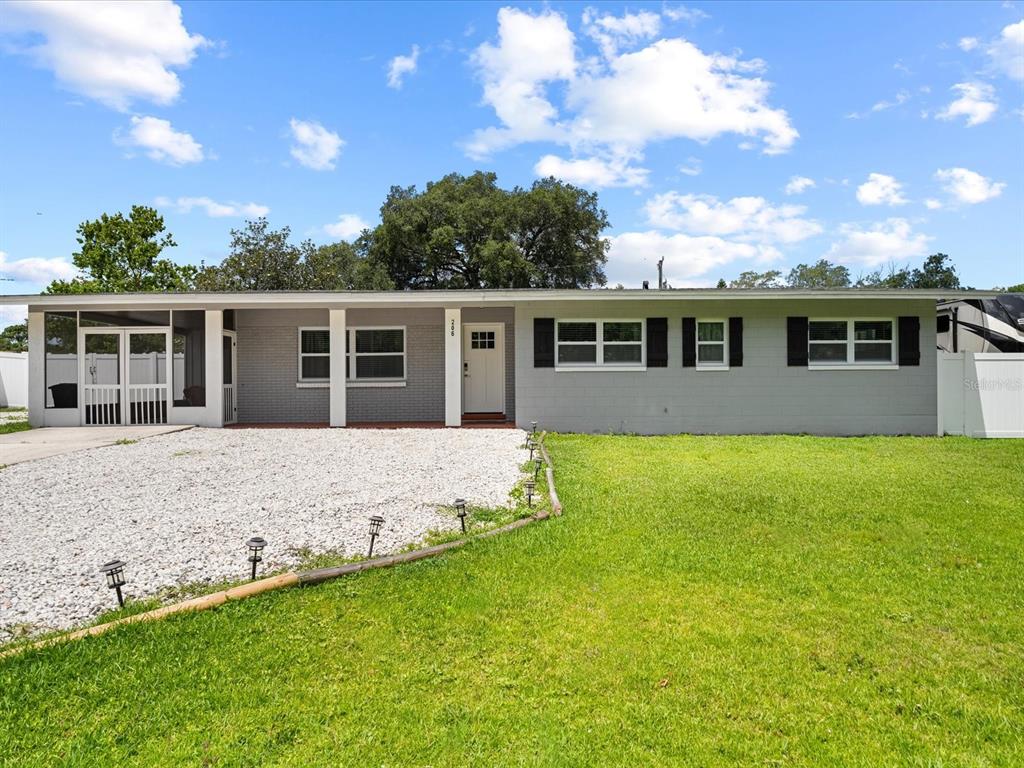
<box><xmin>514</xmin><ymin>299</ymin><xmax>937</xmax><ymax>436</ymax></box>
<box><xmin>235</xmin><ymin>306</ymin><xmax>516</xmax><ymax>424</ymax></box>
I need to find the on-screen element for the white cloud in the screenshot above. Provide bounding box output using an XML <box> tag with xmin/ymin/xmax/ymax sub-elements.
<box><xmin>936</xmin><ymin>82</ymin><xmax>998</xmax><ymax>126</ymax></box>
<box><xmin>465</xmin><ymin>8</ymin><xmax>797</xmax><ymax>160</ymax></box>
<box><xmin>0</xmin><ymin>305</ymin><xmax>29</xmax><ymax>328</ymax></box>
<box><xmin>534</xmin><ymin>153</ymin><xmax>649</xmax><ymax>188</ymax></box>
<box><xmin>825</xmin><ymin>219</ymin><xmax>931</xmax><ymax>266</ymax></box>
<box><xmin>935</xmin><ymin>167</ymin><xmax>1006</xmax><ymax>204</ymax></box>
<box><xmin>155</xmin><ymin>196</ymin><xmax>269</xmax><ymax>218</ymax></box>
<box><xmin>115</xmin><ymin>115</ymin><xmax>203</xmax><ymax>165</ymax></box>
<box><xmin>582</xmin><ymin>8</ymin><xmax>661</xmax><ymax>59</ymax></box>
<box><xmin>387</xmin><ymin>44</ymin><xmax>420</xmax><ymax>89</ymax></box>
<box><xmin>784</xmin><ymin>176</ymin><xmax>815</xmax><ymax>195</ymax></box>
<box><xmin>986</xmin><ymin>20</ymin><xmax>1024</xmax><ymax>80</ymax></box>
<box><xmin>924</xmin><ymin>198</ymin><xmax>943</xmax><ymax>210</ymax></box>
<box><xmin>0</xmin><ymin>0</ymin><xmax>207</xmax><ymax>111</ymax></box>
<box><xmin>856</xmin><ymin>173</ymin><xmax>908</xmax><ymax>206</ymax></box>
<box><xmin>679</xmin><ymin>157</ymin><xmax>702</xmax><ymax>176</ymax></box>
<box><xmin>644</xmin><ymin>192</ymin><xmax>822</xmax><ymax>243</ymax></box>
<box><xmin>606</xmin><ymin>230</ymin><xmax>779</xmax><ymax>287</ymax></box>
<box><xmin>464</xmin><ymin>8</ymin><xmax>577</xmax><ymax>158</ymax></box>
<box><xmin>288</xmin><ymin>118</ymin><xmax>344</xmax><ymax>171</ymax></box>
<box><xmin>662</xmin><ymin>5</ymin><xmax>710</xmax><ymax>24</ymax></box>
<box><xmin>958</xmin><ymin>36</ymin><xmax>979</xmax><ymax>52</ymax></box>
<box><xmin>324</xmin><ymin>213</ymin><xmax>370</xmax><ymax>240</ymax></box>
<box><xmin>846</xmin><ymin>90</ymin><xmax>910</xmax><ymax>119</ymax></box>
<box><xmin>0</xmin><ymin>249</ymin><xmax>77</xmax><ymax>283</ymax></box>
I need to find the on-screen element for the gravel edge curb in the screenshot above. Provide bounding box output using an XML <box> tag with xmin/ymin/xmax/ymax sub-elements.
<box><xmin>2</xmin><ymin>432</ymin><xmax>563</xmax><ymax>659</ymax></box>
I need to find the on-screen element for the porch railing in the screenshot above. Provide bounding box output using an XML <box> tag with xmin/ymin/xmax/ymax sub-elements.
<box><xmin>128</xmin><ymin>384</ymin><xmax>168</xmax><ymax>425</ymax></box>
<box><xmin>83</xmin><ymin>385</ymin><xmax>122</xmax><ymax>425</ymax></box>
<box><xmin>223</xmin><ymin>385</ymin><xmax>236</xmax><ymax>424</ymax></box>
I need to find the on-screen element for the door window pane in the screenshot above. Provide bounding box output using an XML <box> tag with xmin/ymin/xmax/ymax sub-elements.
<box><xmin>129</xmin><ymin>334</ymin><xmax>167</xmax><ymax>385</ymax></box>
<box><xmin>223</xmin><ymin>335</ymin><xmax>233</xmax><ymax>385</ymax></box>
<box><xmin>85</xmin><ymin>334</ymin><xmax>120</xmax><ymax>384</ymax></box>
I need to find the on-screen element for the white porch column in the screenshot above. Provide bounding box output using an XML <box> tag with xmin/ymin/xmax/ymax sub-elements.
<box><xmin>27</xmin><ymin>311</ymin><xmax>45</xmax><ymax>427</ymax></box>
<box><xmin>444</xmin><ymin>307</ymin><xmax>461</xmax><ymax>427</ymax></box>
<box><xmin>329</xmin><ymin>309</ymin><xmax>346</xmax><ymax>427</ymax></box>
<box><xmin>204</xmin><ymin>309</ymin><xmax>224</xmax><ymax>427</ymax></box>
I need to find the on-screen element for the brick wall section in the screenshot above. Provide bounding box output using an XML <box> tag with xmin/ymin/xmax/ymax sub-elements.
<box><xmin>514</xmin><ymin>298</ymin><xmax>938</xmax><ymax>436</ymax></box>
<box><xmin>237</xmin><ymin>309</ymin><xmax>329</xmax><ymax>423</ymax></box>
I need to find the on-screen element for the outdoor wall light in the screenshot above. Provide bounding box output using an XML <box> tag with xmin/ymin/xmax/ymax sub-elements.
<box><xmin>525</xmin><ymin>480</ymin><xmax>535</xmax><ymax>507</ymax></box>
<box><xmin>246</xmin><ymin>536</ymin><xmax>267</xmax><ymax>580</ymax></box>
<box><xmin>534</xmin><ymin>457</ymin><xmax>542</xmax><ymax>480</ymax></box>
<box><xmin>368</xmin><ymin>515</ymin><xmax>385</xmax><ymax>557</ymax></box>
<box><xmin>454</xmin><ymin>498</ymin><xmax>467</xmax><ymax>533</ymax></box>
<box><xmin>99</xmin><ymin>559</ymin><xmax>127</xmax><ymax>608</ymax></box>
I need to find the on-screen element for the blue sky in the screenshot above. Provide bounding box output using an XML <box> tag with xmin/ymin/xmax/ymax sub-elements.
<box><xmin>1</xmin><ymin>1</ymin><xmax>1022</xmax><ymax>322</ymax></box>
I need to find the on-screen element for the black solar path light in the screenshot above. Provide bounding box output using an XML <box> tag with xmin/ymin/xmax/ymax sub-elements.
<box><xmin>534</xmin><ymin>457</ymin><xmax>542</xmax><ymax>480</ymax></box>
<box><xmin>246</xmin><ymin>536</ymin><xmax>267</xmax><ymax>580</ymax></box>
<box><xmin>99</xmin><ymin>559</ymin><xmax>127</xmax><ymax>608</ymax></box>
<box><xmin>455</xmin><ymin>498</ymin><xmax>467</xmax><ymax>533</ymax></box>
<box><xmin>527</xmin><ymin>438</ymin><xmax>536</xmax><ymax>461</ymax></box>
<box><xmin>368</xmin><ymin>515</ymin><xmax>385</xmax><ymax>557</ymax></box>
<box><xmin>530</xmin><ymin>420</ymin><xmax>538</xmax><ymax>436</ymax></box>
<box><xmin>525</xmin><ymin>480</ymin><xmax>535</xmax><ymax>508</ymax></box>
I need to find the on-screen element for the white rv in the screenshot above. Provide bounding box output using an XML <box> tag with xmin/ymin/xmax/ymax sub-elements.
<box><xmin>937</xmin><ymin>294</ymin><xmax>1024</xmax><ymax>353</ymax></box>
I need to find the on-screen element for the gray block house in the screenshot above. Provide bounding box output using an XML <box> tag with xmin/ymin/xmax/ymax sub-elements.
<box><xmin>2</xmin><ymin>288</ymin><xmax>998</xmax><ymax>435</ymax></box>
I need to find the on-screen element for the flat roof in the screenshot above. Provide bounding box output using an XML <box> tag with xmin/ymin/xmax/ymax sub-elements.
<box><xmin>0</xmin><ymin>287</ymin><xmax>1003</xmax><ymax>310</ymax></box>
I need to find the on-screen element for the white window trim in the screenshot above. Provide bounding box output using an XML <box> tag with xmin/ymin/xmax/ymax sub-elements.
<box><xmin>807</xmin><ymin>317</ymin><xmax>897</xmax><ymax>369</ymax></box>
<box><xmin>696</xmin><ymin>318</ymin><xmax>729</xmax><ymax>371</ymax></box>
<box><xmin>298</xmin><ymin>326</ymin><xmax>330</xmax><ymax>383</ymax></box>
<box><xmin>555</xmin><ymin>319</ymin><xmax>646</xmax><ymax>371</ymax></box>
<box><xmin>347</xmin><ymin>326</ymin><xmax>407</xmax><ymax>383</ymax></box>
<box><xmin>297</xmin><ymin>325</ymin><xmax>408</xmax><ymax>386</ymax></box>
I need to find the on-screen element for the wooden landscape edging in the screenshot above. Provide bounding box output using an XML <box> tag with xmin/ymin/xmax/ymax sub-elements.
<box><xmin>3</xmin><ymin>432</ymin><xmax>562</xmax><ymax>658</ymax></box>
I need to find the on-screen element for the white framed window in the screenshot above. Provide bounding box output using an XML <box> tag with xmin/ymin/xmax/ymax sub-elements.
<box><xmin>556</xmin><ymin>319</ymin><xmax>644</xmax><ymax>369</ymax></box>
<box><xmin>347</xmin><ymin>327</ymin><xmax>405</xmax><ymax>381</ymax></box>
<box><xmin>696</xmin><ymin>319</ymin><xmax>728</xmax><ymax>369</ymax></box>
<box><xmin>808</xmin><ymin>318</ymin><xmax>895</xmax><ymax>367</ymax></box>
<box><xmin>298</xmin><ymin>327</ymin><xmax>330</xmax><ymax>381</ymax></box>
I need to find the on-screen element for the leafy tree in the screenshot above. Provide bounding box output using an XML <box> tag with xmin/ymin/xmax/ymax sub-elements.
<box><xmin>854</xmin><ymin>262</ymin><xmax>913</xmax><ymax>288</ymax></box>
<box><xmin>196</xmin><ymin>219</ymin><xmax>393</xmax><ymax>291</ymax></box>
<box><xmin>46</xmin><ymin>205</ymin><xmax>195</xmax><ymax>294</ymax></box>
<box><xmin>302</xmin><ymin>240</ymin><xmax>393</xmax><ymax>290</ymax></box>
<box><xmin>1001</xmin><ymin>282</ymin><xmax>1024</xmax><ymax>292</ymax></box>
<box><xmin>727</xmin><ymin>270</ymin><xmax>784</xmax><ymax>289</ymax></box>
<box><xmin>366</xmin><ymin>172</ymin><xmax>608</xmax><ymax>289</ymax></box>
<box><xmin>0</xmin><ymin>321</ymin><xmax>27</xmax><ymax>352</ymax></box>
<box><xmin>909</xmin><ymin>253</ymin><xmax>960</xmax><ymax>289</ymax></box>
<box><xmin>786</xmin><ymin>260</ymin><xmax>851</xmax><ymax>288</ymax></box>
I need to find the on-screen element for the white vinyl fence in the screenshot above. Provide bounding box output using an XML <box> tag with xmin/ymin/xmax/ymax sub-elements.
<box><xmin>938</xmin><ymin>352</ymin><xmax>1024</xmax><ymax>438</ymax></box>
<box><xmin>0</xmin><ymin>352</ymin><xmax>28</xmax><ymax>408</ymax></box>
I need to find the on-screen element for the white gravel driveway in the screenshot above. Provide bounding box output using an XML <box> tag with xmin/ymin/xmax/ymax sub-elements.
<box><xmin>0</xmin><ymin>427</ymin><xmax>527</xmax><ymax>639</ymax></box>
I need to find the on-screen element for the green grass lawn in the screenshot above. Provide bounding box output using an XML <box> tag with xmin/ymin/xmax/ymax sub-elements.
<box><xmin>2</xmin><ymin>435</ymin><xmax>1022</xmax><ymax>766</ymax></box>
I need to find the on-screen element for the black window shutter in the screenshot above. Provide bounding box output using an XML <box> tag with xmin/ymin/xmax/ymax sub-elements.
<box><xmin>646</xmin><ymin>318</ymin><xmax>667</xmax><ymax>367</ymax></box>
<box><xmin>682</xmin><ymin>317</ymin><xmax>696</xmax><ymax>367</ymax></box>
<box><xmin>729</xmin><ymin>317</ymin><xmax>743</xmax><ymax>367</ymax></box>
<box><xmin>534</xmin><ymin>318</ymin><xmax>554</xmax><ymax>368</ymax></box>
<box><xmin>787</xmin><ymin>317</ymin><xmax>808</xmax><ymax>366</ymax></box>
<box><xmin>898</xmin><ymin>316</ymin><xmax>920</xmax><ymax>366</ymax></box>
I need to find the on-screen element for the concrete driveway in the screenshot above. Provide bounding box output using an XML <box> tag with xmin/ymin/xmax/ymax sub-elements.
<box><xmin>0</xmin><ymin>425</ymin><xmax>191</xmax><ymax>465</ymax></box>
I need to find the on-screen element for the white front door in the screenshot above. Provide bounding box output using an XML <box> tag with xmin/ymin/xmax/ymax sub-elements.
<box><xmin>462</xmin><ymin>323</ymin><xmax>504</xmax><ymax>414</ymax></box>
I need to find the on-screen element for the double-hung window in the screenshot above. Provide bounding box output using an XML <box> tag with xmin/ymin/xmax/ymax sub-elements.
<box><xmin>808</xmin><ymin>319</ymin><xmax>895</xmax><ymax>366</ymax></box>
<box><xmin>298</xmin><ymin>326</ymin><xmax>406</xmax><ymax>383</ymax></box>
<box><xmin>556</xmin><ymin>320</ymin><xmax>644</xmax><ymax>368</ymax></box>
<box><xmin>298</xmin><ymin>328</ymin><xmax>330</xmax><ymax>381</ymax></box>
<box><xmin>696</xmin><ymin>320</ymin><xmax>728</xmax><ymax>369</ymax></box>
<box><xmin>347</xmin><ymin>327</ymin><xmax>405</xmax><ymax>381</ymax></box>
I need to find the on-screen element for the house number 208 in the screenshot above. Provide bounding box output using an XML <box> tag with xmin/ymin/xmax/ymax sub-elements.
<box><xmin>450</xmin><ymin>319</ymin><xmax>455</xmax><ymax>336</ymax></box>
